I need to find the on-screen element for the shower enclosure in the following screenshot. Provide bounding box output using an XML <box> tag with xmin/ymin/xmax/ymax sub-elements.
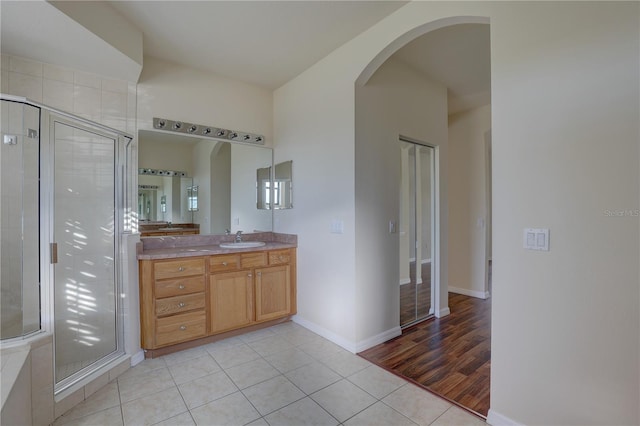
<box><xmin>0</xmin><ymin>95</ymin><xmax>132</xmax><ymax>393</ymax></box>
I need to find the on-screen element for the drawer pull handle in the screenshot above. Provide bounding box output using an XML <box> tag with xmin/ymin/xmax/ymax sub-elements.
<box><xmin>178</xmin><ymin>284</ymin><xmax>185</xmax><ymax>290</ymax></box>
<box><xmin>222</xmin><ymin>262</ymin><xmax>228</xmax><ymax>266</ymax></box>
<box><xmin>180</xmin><ymin>325</ymin><xmax>187</xmax><ymax>331</ymax></box>
<box><xmin>178</xmin><ymin>302</ymin><xmax>186</xmax><ymax>307</ymax></box>
<box><xmin>248</xmin><ymin>273</ymin><xmax>252</xmax><ymax>278</ymax></box>
<box><xmin>178</xmin><ymin>267</ymin><xmax>185</xmax><ymax>272</ymax></box>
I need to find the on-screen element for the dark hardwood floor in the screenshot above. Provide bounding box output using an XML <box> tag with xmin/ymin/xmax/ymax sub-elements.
<box><xmin>359</xmin><ymin>292</ymin><xmax>491</xmax><ymax>417</ymax></box>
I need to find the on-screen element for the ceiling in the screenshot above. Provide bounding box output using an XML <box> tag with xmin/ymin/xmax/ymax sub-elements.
<box><xmin>2</xmin><ymin>1</ymin><xmax>490</xmax><ymax>114</ymax></box>
<box><xmin>109</xmin><ymin>1</ymin><xmax>408</xmax><ymax>89</ymax></box>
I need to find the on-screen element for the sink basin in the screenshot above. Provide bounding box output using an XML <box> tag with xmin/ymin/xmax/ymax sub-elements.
<box><xmin>220</xmin><ymin>241</ymin><xmax>266</xmax><ymax>249</ymax></box>
<box><xmin>158</xmin><ymin>227</ymin><xmax>182</xmax><ymax>231</ymax></box>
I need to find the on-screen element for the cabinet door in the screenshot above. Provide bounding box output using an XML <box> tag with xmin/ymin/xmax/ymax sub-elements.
<box><xmin>255</xmin><ymin>265</ymin><xmax>291</xmax><ymax>322</ymax></box>
<box><xmin>210</xmin><ymin>270</ymin><xmax>254</xmax><ymax>333</ymax></box>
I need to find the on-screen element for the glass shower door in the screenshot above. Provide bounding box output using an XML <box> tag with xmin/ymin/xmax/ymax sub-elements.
<box><xmin>52</xmin><ymin>119</ymin><xmax>120</xmax><ymax>386</ymax></box>
<box><xmin>400</xmin><ymin>140</ymin><xmax>435</xmax><ymax>328</ymax></box>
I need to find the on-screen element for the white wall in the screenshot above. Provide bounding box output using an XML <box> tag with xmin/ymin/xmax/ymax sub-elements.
<box><xmin>448</xmin><ymin>104</ymin><xmax>491</xmax><ymax>298</ymax></box>
<box><xmin>138</xmin><ymin>138</ymin><xmax>194</xmax><ymax>175</ymax></box>
<box><xmin>489</xmin><ymin>3</ymin><xmax>639</xmax><ymax>424</ymax></box>
<box><xmin>273</xmin><ymin>52</ymin><xmax>359</xmax><ymax>348</ymax></box>
<box><xmin>355</xmin><ymin>58</ymin><xmax>448</xmax><ymax>345</ymax></box>
<box><xmin>275</xmin><ymin>2</ymin><xmax>639</xmax><ymax>424</ymax></box>
<box><xmin>136</xmin><ymin>56</ymin><xmax>273</xmax><ymax>144</ymax></box>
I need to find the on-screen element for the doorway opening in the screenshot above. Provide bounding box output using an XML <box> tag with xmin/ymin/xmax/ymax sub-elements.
<box><xmin>356</xmin><ymin>18</ymin><xmax>492</xmax><ymax>418</ymax></box>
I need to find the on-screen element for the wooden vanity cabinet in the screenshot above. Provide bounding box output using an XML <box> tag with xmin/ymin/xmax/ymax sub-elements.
<box><xmin>139</xmin><ymin>258</ymin><xmax>207</xmax><ymax>349</ymax></box>
<box><xmin>255</xmin><ymin>265</ymin><xmax>291</xmax><ymax>321</ymax></box>
<box><xmin>210</xmin><ymin>269</ymin><xmax>254</xmax><ymax>333</ymax></box>
<box><xmin>139</xmin><ymin>247</ymin><xmax>296</xmax><ymax>352</ymax></box>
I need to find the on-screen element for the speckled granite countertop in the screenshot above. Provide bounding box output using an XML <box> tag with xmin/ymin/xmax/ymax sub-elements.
<box><xmin>136</xmin><ymin>232</ymin><xmax>297</xmax><ymax>260</ymax></box>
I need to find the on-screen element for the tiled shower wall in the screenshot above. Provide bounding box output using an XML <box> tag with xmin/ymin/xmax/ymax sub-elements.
<box><xmin>0</xmin><ymin>54</ymin><xmax>138</xmax><ymax>424</ymax></box>
<box><xmin>1</xmin><ymin>54</ymin><xmax>136</xmax><ymax>135</ymax></box>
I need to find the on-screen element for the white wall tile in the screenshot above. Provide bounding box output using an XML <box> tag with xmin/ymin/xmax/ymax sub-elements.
<box><xmin>43</xmin><ymin>63</ymin><xmax>74</xmax><ymax>83</ymax></box>
<box><xmin>102</xmin><ymin>77</ymin><xmax>128</xmax><ymax>94</ymax></box>
<box><xmin>54</xmin><ymin>387</ymin><xmax>84</xmax><ymax>419</ymax></box>
<box><xmin>8</xmin><ymin>72</ymin><xmax>43</xmax><ymax>102</ymax></box>
<box><xmin>1</xmin><ymin>54</ymin><xmax>10</xmax><ymax>70</ymax></box>
<box><xmin>84</xmin><ymin>372</ymin><xmax>110</xmax><ymax>398</ymax></box>
<box><xmin>73</xmin><ymin>85</ymin><xmax>101</xmax><ymax>121</ymax></box>
<box><xmin>7</xmin><ymin>99</ymin><xmax>23</xmax><ymax>133</ymax></box>
<box><xmin>74</xmin><ymin>70</ymin><xmax>101</xmax><ymax>89</ymax></box>
<box><xmin>32</xmin><ymin>385</ymin><xmax>54</xmax><ymax>426</ymax></box>
<box><xmin>44</xmin><ymin>78</ymin><xmax>74</xmax><ymax>112</ymax></box>
<box><xmin>10</xmin><ymin>56</ymin><xmax>43</xmax><ymax>77</ymax></box>
<box><xmin>101</xmin><ymin>90</ymin><xmax>127</xmax><ymax>118</ymax></box>
<box><xmin>1</xmin><ymin>70</ymin><xmax>8</xmax><ymax>93</ymax></box>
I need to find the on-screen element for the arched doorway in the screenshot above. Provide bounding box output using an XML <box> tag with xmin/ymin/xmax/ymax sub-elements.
<box><xmin>355</xmin><ymin>17</ymin><xmax>492</xmax><ymax>418</ymax></box>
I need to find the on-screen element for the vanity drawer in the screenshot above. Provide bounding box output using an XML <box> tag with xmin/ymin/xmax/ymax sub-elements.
<box><xmin>154</xmin><ymin>258</ymin><xmax>205</xmax><ymax>280</ymax></box>
<box><xmin>156</xmin><ymin>293</ymin><xmax>205</xmax><ymax>316</ymax></box>
<box><xmin>155</xmin><ymin>276</ymin><xmax>205</xmax><ymax>298</ymax></box>
<box><xmin>209</xmin><ymin>254</ymin><xmax>240</xmax><ymax>273</ymax></box>
<box><xmin>268</xmin><ymin>249</ymin><xmax>291</xmax><ymax>265</ymax></box>
<box><xmin>156</xmin><ymin>310</ymin><xmax>206</xmax><ymax>347</ymax></box>
<box><xmin>240</xmin><ymin>252</ymin><xmax>267</xmax><ymax>268</ymax></box>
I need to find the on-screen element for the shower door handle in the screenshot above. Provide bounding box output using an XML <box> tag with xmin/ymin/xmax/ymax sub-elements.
<box><xmin>51</xmin><ymin>243</ymin><xmax>58</xmax><ymax>264</ymax></box>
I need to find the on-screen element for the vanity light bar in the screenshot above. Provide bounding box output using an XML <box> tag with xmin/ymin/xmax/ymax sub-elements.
<box><xmin>138</xmin><ymin>168</ymin><xmax>187</xmax><ymax>177</ymax></box>
<box><xmin>153</xmin><ymin>117</ymin><xmax>265</xmax><ymax>145</ymax></box>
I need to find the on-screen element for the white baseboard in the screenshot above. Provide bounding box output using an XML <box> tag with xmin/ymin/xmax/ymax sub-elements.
<box><xmin>355</xmin><ymin>326</ymin><xmax>401</xmax><ymax>353</ymax></box>
<box><xmin>292</xmin><ymin>315</ymin><xmax>357</xmax><ymax>353</ymax></box>
<box><xmin>449</xmin><ymin>286</ymin><xmax>490</xmax><ymax>299</ymax></box>
<box><xmin>130</xmin><ymin>350</ymin><xmax>145</xmax><ymax>367</ymax></box>
<box><xmin>421</xmin><ymin>258</ymin><xmax>431</xmax><ymax>264</ymax></box>
<box><xmin>292</xmin><ymin>316</ymin><xmax>401</xmax><ymax>354</ymax></box>
<box><xmin>399</xmin><ymin>278</ymin><xmax>411</xmax><ymax>285</ymax></box>
<box><xmin>437</xmin><ymin>306</ymin><xmax>450</xmax><ymax>317</ymax></box>
<box><xmin>486</xmin><ymin>409</ymin><xmax>523</xmax><ymax>426</ymax></box>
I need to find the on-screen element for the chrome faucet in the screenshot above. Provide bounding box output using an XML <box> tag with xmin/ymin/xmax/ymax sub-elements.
<box><xmin>235</xmin><ymin>230</ymin><xmax>243</xmax><ymax>242</ymax></box>
<box><xmin>225</xmin><ymin>229</ymin><xmax>231</xmax><ymax>235</ymax></box>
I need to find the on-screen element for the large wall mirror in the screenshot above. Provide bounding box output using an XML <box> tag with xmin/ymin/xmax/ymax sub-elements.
<box><xmin>138</xmin><ymin>130</ymin><xmax>273</xmax><ymax>235</ymax></box>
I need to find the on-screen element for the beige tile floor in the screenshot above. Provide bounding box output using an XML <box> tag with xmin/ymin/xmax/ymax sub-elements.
<box><xmin>53</xmin><ymin>322</ymin><xmax>486</xmax><ymax>426</ymax></box>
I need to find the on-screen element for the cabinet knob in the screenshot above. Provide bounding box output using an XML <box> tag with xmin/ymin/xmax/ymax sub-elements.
<box><xmin>178</xmin><ymin>284</ymin><xmax>185</xmax><ymax>290</ymax></box>
<box><xmin>180</xmin><ymin>325</ymin><xmax>187</xmax><ymax>331</ymax></box>
<box><xmin>178</xmin><ymin>302</ymin><xmax>186</xmax><ymax>307</ymax></box>
<box><xmin>222</xmin><ymin>262</ymin><xmax>228</xmax><ymax>266</ymax></box>
<box><xmin>178</xmin><ymin>266</ymin><xmax>185</xmax><ymax>272</ymax></box>
<box><xmin>248</xmin><ymin>273</ymin><xmax>252</xmax><ymax>278</ymax></box>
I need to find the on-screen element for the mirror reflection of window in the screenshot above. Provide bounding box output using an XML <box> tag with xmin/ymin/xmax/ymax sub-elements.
<box><xmin>274</xmin><ymin>160</ymin><xmax>293</xmax><ymax>209</ymax></box>
<box><xmin>188</xmin><ymin>186</ymin><xmax>199</xmax><ymax>211</ymax></box>
<box><xmin>256</xmin><ymin>166</ymin><xmax>271</xmax><ymax>209</ymax></box>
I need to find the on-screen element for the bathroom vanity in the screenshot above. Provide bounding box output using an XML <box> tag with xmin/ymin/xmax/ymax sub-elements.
<box><xmin>137</xmin><ymin>232</ymin><xmax>297</xmax><ymax>357</ymax></box>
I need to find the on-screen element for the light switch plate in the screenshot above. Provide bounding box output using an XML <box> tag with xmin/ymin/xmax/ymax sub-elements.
<box><xmin>523</xmin><ymin>228</ymin><xmax>549</xmax><ymax>251</ymax></box>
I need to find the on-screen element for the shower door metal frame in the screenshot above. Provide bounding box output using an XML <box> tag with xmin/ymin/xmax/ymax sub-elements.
<box><xmin>40</xmin><ymin>108</ymin><xmax>131</xmax><ymax>395</ymax></box>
